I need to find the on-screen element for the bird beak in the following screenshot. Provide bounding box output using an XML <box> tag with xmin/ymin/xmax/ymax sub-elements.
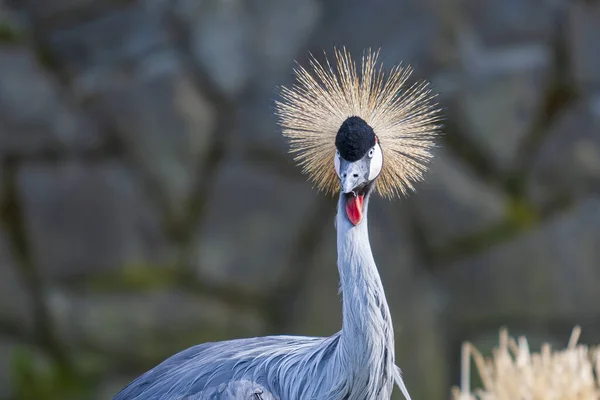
<box><xmin>339</xmin><ymin>159</ymin><xmax>370</xmax><ymax>226</ymax></box>
<box><xmin>339</xmin><ymin>158</ymin><xmax>369</xmax><ymax>194</ymax></box>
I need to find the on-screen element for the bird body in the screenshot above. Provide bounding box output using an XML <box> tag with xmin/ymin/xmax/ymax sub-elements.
<box><xmin>113</xmin><ymin>48</ymin><xmax>439</xmax><ymax>400</ymax></box>
<box><xmin>114</xmin><ymin>196</ymin><xmax>405</xmax><ymax>399</ymax></box>
<box><xmin>113</xmin><ymin>335</ymin><xmax>336</xmax><ymax>399</ymax></box>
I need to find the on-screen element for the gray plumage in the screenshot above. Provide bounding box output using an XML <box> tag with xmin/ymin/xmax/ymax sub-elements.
<box><xmin>113</xmin><ymin>194</ymin><xmax>410</xmax><ymax>400</ymax></box>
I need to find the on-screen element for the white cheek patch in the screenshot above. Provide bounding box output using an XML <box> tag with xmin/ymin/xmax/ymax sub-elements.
<box><xmin>368</xmin><ymin>143</ymin><xmax>383</xmax><ymax>180</ymax></box>
<box><xmin>334</xmin><ymin>153</ymin><xmax>341</xmax><ymax>177</ymax></box>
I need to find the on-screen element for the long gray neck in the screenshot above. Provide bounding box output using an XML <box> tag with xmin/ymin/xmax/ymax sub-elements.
<box><xmin>334</xmin><ymin>193</ymin><xmax>396</xmax><ymax>397</ymax></box>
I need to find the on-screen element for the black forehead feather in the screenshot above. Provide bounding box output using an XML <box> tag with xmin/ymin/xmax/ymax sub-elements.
<box><xmin>335</xmin><ymin>116</ymin><xmax>376</xmax><ymax>162</ymax></box>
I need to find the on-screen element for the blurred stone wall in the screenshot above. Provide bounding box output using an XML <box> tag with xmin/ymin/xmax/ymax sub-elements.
<box><xmin>0</xmin><ymin>0</ymin><xmax>599</xmax><ymax>399</ymax></box>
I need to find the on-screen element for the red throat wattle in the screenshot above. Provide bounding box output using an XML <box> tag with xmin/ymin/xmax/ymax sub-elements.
<box><xmin>345</xmin><ymin>194</ymin><xmax>364</xmax><ymax>226</ymax></box>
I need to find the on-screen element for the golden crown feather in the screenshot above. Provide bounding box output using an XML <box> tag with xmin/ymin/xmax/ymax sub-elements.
<box><xmin>274</xmin><ymin>47</ymin><xmax>441</xmax><ymax>198</ymax></box>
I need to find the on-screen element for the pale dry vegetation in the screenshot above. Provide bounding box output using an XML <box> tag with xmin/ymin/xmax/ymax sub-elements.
<box><xmin>452</xmin><ymin>327</ymin><xmax>600</xmax><ymax>400</ymax></box>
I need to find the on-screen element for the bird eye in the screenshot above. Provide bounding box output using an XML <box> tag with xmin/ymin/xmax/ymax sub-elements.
<box><xmin>336</xmin><ymin>150</ymin><xmax>340</xmax><ymax>157</ymax></box>
<box><xmin>368</xmin><ymin>148</ymin><xmax>374</xmax><ymax>158</ymax></box>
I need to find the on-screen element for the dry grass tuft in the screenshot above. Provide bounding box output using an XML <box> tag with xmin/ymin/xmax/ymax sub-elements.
<box><xmin>452</xmin><ymin>327</ymin><xmax>600</xmax><ymax>400</ymax></box>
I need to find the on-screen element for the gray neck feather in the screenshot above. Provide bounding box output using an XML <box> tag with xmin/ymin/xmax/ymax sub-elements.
<box><xmin>334</xmin><ymin>193</ymin><xmax>396</xmax><ymax>398</ymax></box>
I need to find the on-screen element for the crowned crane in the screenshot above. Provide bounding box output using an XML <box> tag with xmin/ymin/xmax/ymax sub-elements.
<box><xmin>113</xmin><ymin>48</ymin><xmax>440</xmax><ymax>400</ymax></box>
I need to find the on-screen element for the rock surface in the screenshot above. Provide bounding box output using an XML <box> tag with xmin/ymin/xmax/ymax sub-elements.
<box><xmin>455</xmin><ymin>37</ymin><xmax>552</xmax><ymax>169</ymax></box>
<box><xmin>463</xmin><ymin>0</ymin><xmax>565</xmax><ymax>46</ymax></box>
<box><xmin>46</xmin><ymin>5</ymin><xmax>217</xmax><ymax>218</ymax></box>
<box><xmin>528</xmin><ymin>97</ymin><xmax>600</xmax><ymax>208</ymax></box>
<box><xmin>410</xmin><ymin>149</ymin><xmax>507</xmax><ymax>248</ymax></box>
<box><xmin>48</xmin><ymin>289</ymin><xmax>265</xmax><ymax>360</ymax></box>
<box><xmin>92</xmin><ymin>68</ymin><xmax>216</xmax><ymax>220</ymax></box>
<box><xmin>309</xmin><ymin>0</ymin><xmax>438</xmax><ymax>72</ymax></box>
<box><xmin>0</xmin><ymin>340</ymin><xmax>21</xmax><ymax>398</ymax></box>
<box><xmin>438</xmin><ymin>198</ymin><xmax>600</xmax><ymax>323</ymax></box>
<box><xmin>0</xmin><ymin>229</ymin><xmax>34</xmax><ymax>333</ymax></box>
<box><xmin>193</xmin><ymin>160</ymin><xmax>317</xmax><ymax>294</ymax></box>
<box><xmin>0</xmin><ymin>48</ymin><xmax>102</xmax><ymax>155</ymax></box>
<box><xmin>175</xmin><ymin>0</ymin><xmax>321</xmax><ymax>98</ymax></box>
<box><xmin>47</xmin><ymin>4</ymin><xmax>171</xmax><ymax>81</ymax></box>
<box><xmin>18</xmin><ymin>161</ymin><xmax>168</xmax><ymax>280</ymax></box>
<box><xmin>567</xmin><ymin>2</ymin><xmax>600</xmax><ymax>92</ymax></box>
<box><xmin>22</xmin><ymin>0</ymin><xmax>115</xmax><ymax>30</ymax></box>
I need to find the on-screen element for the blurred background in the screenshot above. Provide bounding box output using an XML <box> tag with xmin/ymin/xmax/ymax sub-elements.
<box><xmin>0</xmin><ymin>0</ymin><xmax>599</xmax><ymax>399</ymax></box>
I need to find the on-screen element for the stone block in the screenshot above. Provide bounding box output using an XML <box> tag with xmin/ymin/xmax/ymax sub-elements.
<box><xmin>47</xmin><ymin>6</ymin><xmax>216</xmax><ymax>218</ymax></box>
<box><xmin>92</xmin><ymin>69</ymin><xmax>216</xmax><ymax>220</ymax></box>
<box><xmin>463</xmin><ymin>0</ymin><xmax>565</xmax><ymax>46</ymax></box>
<box><xmin>18</xmin><ymin>161</ymin><xmax>169</xmax><ymax>280</ymax></box>
<box><xmin>410</xmin><ymin>149</ymin><xmax>507</xmax><ymax>248</ymax></box>
<box><xmin>0</xmin><ymin>340</ymin><xmax>23</xmax><ymax>398</ymax></box>
<box><xmin>528</xmin><ymin>97</ymin><xmax>600</xmax><ymax>208</ymax></box>
<box><xmin>47</xmin><ymin>5</ymin><xmax>170</xmax><ymax>76</ymax></box>
<box><xmin>174</xmin><ymin>0</ymin><xmax>321</xmax><ymax>97</ymax></box>
<box><xmin>193</xmin><ymin>160</ymin><xmax>317</xmax><ymax>294</ymax></box>
<box><xmin>0</xmin><ymin>229</ymin><xmax>34</xmax><ymax>332</ymax></box>
<box><xmin>48</xmin><ymin>289</ymin><xmax>265</xmax><ymax>360</ymax></box>
<box><xmin>438</xmin><ymin>197</ymin><xmax>600</xmax><ymax>323</ymax></box>
<box><xmin>309</xmin><ymin>0</ymin><xmax>438</xmax><ymax>73</ymax></box>
<box><xmin>0</xmin><ymin>48</ymin><xmax>103</xmax><ymax>155</ymax></box>
<box><xmin>567</xmin><ymin>2</ymin><xmax>600</xmax><ymax>92</ymax></box>
<box><xmin>456</xmin><ymin>48</ymin><xmax>551</xmax><ymax>169</ymax></box>
<box><xmin>22</xmin><ymin>0</ymin><xmax>117</xmax><ymax>32</ymax></box>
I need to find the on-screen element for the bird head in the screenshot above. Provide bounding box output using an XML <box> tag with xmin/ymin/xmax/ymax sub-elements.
<box><xmin>334</xmin><ymin>116</ymin><xmax>382</xmax><ymax>225</ymax></box>
<box><xmin>275</xmin><ymin>48</ymin><xmax>441</xmax><ymax>226</ymax></box>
